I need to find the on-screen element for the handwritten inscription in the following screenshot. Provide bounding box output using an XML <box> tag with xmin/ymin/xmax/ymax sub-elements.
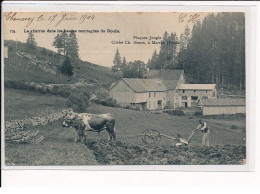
<box><xmin>178</xmin><ymin>13</ymin><xmax>200</xmax><ymax>23</ymax></box>
<box><xmin>4</xmin><ymin>12</ymin><xmax>95</xmax><ymax>27</ymax></box>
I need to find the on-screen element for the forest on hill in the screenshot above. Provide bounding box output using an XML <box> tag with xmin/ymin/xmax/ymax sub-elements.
<box><xmin>113</xmin><ymin>13</ymin><xmax>245</xmax><ymax>91</ymax></box>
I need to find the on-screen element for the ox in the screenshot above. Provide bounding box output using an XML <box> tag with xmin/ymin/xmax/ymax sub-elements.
<box><xmin>63</xmin><ymin>111</ymin><xmax>116</xmax><ymax>144</ymax></box>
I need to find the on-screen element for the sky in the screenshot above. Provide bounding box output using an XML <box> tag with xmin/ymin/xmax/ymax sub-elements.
<box><xmin>4</xmin><ymin>12</ymin><xmax>209</xmax><ymax>67</ymax></box>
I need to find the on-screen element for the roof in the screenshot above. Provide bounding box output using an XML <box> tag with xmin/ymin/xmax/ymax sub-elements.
<box><xmin>162</xmin><ymin>80</ymin><xmax>179</xmax><ymax>90</ymax></box>
<box><xmin>110</xmin><ymin>78</ymin><xmax>167</xmax><ymax>92</ymax></box>
<box><xmin>200</xmin><ymin>98</ymin><xmax>245</xmax><ymax>106</ymax></box>
<box><xmin>179</xmin><ymin>84</ymin><xmax>216</xmax><ymax>90</ymax></box>
<box><xmin>146</xmin><ymin>69</ymin><xmax>184</xmax><ymax>80</ymax></box>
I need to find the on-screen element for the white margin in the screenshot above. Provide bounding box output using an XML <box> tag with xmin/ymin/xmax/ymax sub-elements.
<box><xmin>1</xmin><ymin>1</ymin><xmax>257</xmax><ymax>176</ymax></box>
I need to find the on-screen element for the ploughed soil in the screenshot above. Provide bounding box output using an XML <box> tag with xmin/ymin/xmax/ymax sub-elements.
<box><xmin>85</xmin><ymin>138</ymin><xmax>246</xmax><ymax>165</ymax></box>
<box><xmin>5</xmin><ymin>102</ymin><xmax>246</xmax><ymax>166</ymax></box>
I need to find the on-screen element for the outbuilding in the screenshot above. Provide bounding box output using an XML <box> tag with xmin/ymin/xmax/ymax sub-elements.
<box><xmin>199</xmin><ymin>98</ymin><xmax>245</xmax><ymax>115</ymax></box>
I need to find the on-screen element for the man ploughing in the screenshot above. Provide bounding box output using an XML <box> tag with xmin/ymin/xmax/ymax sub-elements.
<box><xmin>183</xmin><ymin>119</ymin><xmax>210</xmax><ymax>146</ymax></box>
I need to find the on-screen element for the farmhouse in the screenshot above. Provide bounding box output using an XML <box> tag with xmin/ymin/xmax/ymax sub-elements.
<box><xmin>108</xmin><ymin>78</ymin><xmax>167</xmax><ymax>110</ymax></box>
<box><xmin>198</xmin><ymin>98</ymin><xmax>245</xmax><ymax>115</ymax></box>
<box><xmin>4</xmin><ymin>46</ymin><xmax>8</xmax><ymax>58</ymax></box>
<box><xmin>177</xmin><ymin>84</ymin><xmax>217</xmax><ymax>108</ymax></box>
<box><xmin>146</xmin><ymin>70</ymin><xmax>186</xmax><ymax>108</ymax></box>
<box><xmin>109</xmin><ymin>69</ymin><xmax>219</xmax><ymax>110</ymax></box>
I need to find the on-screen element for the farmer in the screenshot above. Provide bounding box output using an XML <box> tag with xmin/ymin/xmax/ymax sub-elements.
<box><xmin>186</xmin><ymin>119</ymin><xmax>210</xmax><ymax>147</ymax></box>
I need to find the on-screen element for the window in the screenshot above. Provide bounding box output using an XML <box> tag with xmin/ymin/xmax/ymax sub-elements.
<box><xmin>149</xmin><ymin>93</ymin><xmax>151</xmax><ymax>98</ymax></box>
<box><xmin>154</xmin><ymin>92</ymin><xmax>156</xmax><ymax>97</ymax></box>
<box><xmin>182</xmin><ymin>96</ymin><xmax>187</xmax><ymax>100</ymax></box>
<box><xmin>194</xmin><ymin>90</ymin><xmax>196</xmax><ymax>93</ymax></box>
<box><xmin>183</xmin><ymin>90</ymin><xmax>185</xmax><ymax>93</ymax></box>
<box><xmin>191</xmin><ymin>96</ymin><xmax>198</xmax><ymax>100</ymax></box>
<box><xmin>202</xmin><ymin>96</ymin><xmax>208</xmax><ymax>99</ymax></box>
<box><xmin>206</xmin><ymin>90</ymin><xmax>208</xmax><ymax>93</ymax></box>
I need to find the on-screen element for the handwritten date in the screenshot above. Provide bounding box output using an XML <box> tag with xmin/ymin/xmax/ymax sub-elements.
<box><xmin>179</xmin><ymin>13</ymin><xmax>200</xmax><ymax>23</ymax></box>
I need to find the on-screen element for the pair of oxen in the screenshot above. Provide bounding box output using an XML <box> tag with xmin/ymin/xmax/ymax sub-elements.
<box><xmin>63</xmin><ymin>111</ymin><xmax>116</xmax><ymax>144</ymax></box>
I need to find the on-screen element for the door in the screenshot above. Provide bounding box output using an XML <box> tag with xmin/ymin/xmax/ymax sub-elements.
<box><xmin>157</xmin><ymin>100</ymin><xmax>162</xmax><ymax>109</ymax></box>
<box><xmin>142</xmin><ymin>102</ymin><xmax>147</xmax><ymax>111</ymax></box>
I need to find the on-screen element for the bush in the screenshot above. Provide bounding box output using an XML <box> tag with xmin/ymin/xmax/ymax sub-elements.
<box><xmin>165</xmin><ymin>109</ymin><xmax>185</xmax><ymax>116</ymax></box>
<box><xmin>95</xmin><ymin>91</ymin><xmax>118</xmax><ymax>107</ymax></box>
<box><xmin>61</xmin><ymin>57</ymin><xmax>74</xmax><ymax>77</ymax></box>
<box><xmin>231</xmin><ymin>125</ymin><xmax>238</xmax><ymax>129</ymax></box>
<box><xmin>51</xmin><ymin>86</ymin><xmax>71</xmax><ymax>97</ymax></box>
<box><xmin>4</xmin><ymin>80</ymin><xmax>28</xmax><ymax>90</ymax></box>
<box><xmin>79</xmin><ymin>88</ymin><xmax>91</xmax><ymax>99</ymax></box>
<box><xmin>194</xmin><ymin>111</ymin><xmax>203</xmax><ymax>116</ymax></box>
<box><xmin>66</xmin><ymin>93</ymin><xmax>89</xmax><ymax>113</ymax></box>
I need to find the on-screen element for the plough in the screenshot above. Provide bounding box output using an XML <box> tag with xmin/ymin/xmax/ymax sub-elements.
<box><xmin>121</xmin><ymin>129</ymin><xmax>188</xmax><ymax>146</ymax></box>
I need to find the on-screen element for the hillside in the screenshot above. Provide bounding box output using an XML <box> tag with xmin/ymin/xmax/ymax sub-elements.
<box><xmin>4</xmin><ymin>40</ymin><xmax>117</xmax><ymax>84</ymax></box>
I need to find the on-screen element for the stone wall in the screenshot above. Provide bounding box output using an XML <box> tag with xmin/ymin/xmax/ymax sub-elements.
<box><xmin>5</xmin><ymin>109</ymin><xmax>72</xmax><ymax>134</ymax></box>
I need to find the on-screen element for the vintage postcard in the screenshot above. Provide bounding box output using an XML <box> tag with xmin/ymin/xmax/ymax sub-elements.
<box><xmin>2</xmin><ymin>3</ymin><xmax>254</xmax><ymax>171</ymax></box>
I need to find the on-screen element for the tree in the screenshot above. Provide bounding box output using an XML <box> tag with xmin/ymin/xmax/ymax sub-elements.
<box><xmin>112</xmin><ymin>48</ymin><xmax>122</xmax><ymax>72</ymax></box>
<box><xmin>179</xmin><ymin>25</ymin><xmax>190</xmax><ymax>50</ymax></box>
<box><xmin>177</xmin><ymin>13</ymin><xmax>245</xmax><ymax>90</ymax></box>
<box><xmin>41</xmin><ymin>47</ymin><xmax>47</xmax><ymax>55</ymax></box>
<box><xmin>121</xmin><ymin>56</ymin><xmax>127</xmax><ymax>71</ymax></box>
<box><xmin>52</xmin><ymin>33</ymin><xmax>63</xmax><ymax>54</ymax></box>
<box><xmin>67</xmin><ymin>31</ymin><xmax>79</xmax><ymax>61</ymax></box>
<box><xmin>26</xmin><ymin>32</ymin><xmax>37</xmax><ymax>49</ymax></box>
<box><xmin>61</xmin><ymin>56</ymin><xmax>74</xmax><ymax>77</ymax></box>
<box><xmin>60</xmin><ymin>31</ymin><xmax>69</xmax><ymax>56</ymax></box>
<box><xmin>148</xmin><ymin>50</ymin><xmax>158</xmax><ymax>69</ymax></box>
<box><xmin>122</xmin><ymin>60</ymin><xmax>147</xmax><ymax>78</ymax></box>
<box><xmin>52</xmin><ymin>32</ymin><xmax>69</xmax><ymax>56</ymax></box>
<box><xmin>177</xmin><ymin>26</ymin><xmax>190</xmax><ymax>70</ymax></box>
<box><xmin>157</xmin><ymin>31</ymin><xmax>169</xmax><ymax>69</ymax></box>
<box><xmin>149</xmin><ymin>31</ymin><xmax>179</xmax><ymax>70</ymax></box>
<box><xmin>66</xmin><ymin>92</ymin><xmax>89</xmax><ymax>113</ymax></box>
<box><xmin>165</xmin><ymin>32</ymin><xmax>178</xmax><ymax>69</ymax></box>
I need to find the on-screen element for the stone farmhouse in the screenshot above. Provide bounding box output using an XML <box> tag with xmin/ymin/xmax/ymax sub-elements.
<box><xmin>147</xmin><ymin>70</ymin><xmax>185</xmax><ymax>108</ymax></box>
<box><xmin>177</xmin><ymin>84</ymin><xmax>217</xmax><ymax>108</ymax></box>
<box><xmin>109</xmin><ymin>70</ymin><xmax>218</xmax><ymax>110</ymax></box>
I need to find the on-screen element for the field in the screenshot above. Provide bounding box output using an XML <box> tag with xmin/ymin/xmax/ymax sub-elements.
<box><xmin>4</xmin><ymin>88</ymin><xmax>67</xmax><ymax>120</ymax></box>
<box><xmin>4</xmin><ymin>90</ymin><xmax>246</xmax><ymax>165</ymax></box>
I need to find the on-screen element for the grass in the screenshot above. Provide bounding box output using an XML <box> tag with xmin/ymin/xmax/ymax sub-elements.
<box><xmin>76</xmin><ymin>61</ymin><xmax>117</xmax><ymax>84</ymax></box>
<box><xmin>86</xmin><ymin>104</ymin><xmax>246</xmax><ymax>146</ymax></box>
<box><xmin>4</xmin><ymin>40</ymin><xmax>69</xmax><ymax>84</ymax></box>
<box><xmin>5</xmin><ymin>120</ymin><xmax>97</xmax><ymax>166</ymax></box>
<box><xmin>4</xmin><ymin>89</ymin><xmax>98</xmax><ymax>165</ymax></box>
<box><xmin>4</xmin><ymin>91</ymin><xmax>246</xmax><ymax>165</ymax></box>
<box><xmin>4</xmin><ymin>40</ymin><xmax>117</xmax><ymax>84</ymax></box>
<box><xmin>4</xmin><ymin>88</ymin><xmax>67</xmax><ymax>121</ymax></box>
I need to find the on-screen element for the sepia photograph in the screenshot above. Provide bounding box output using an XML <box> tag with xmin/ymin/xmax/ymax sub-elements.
<box><xmin>2</xmin><ymin>10</ymin><xmax>248</xmax><ymax>167</ymax></box>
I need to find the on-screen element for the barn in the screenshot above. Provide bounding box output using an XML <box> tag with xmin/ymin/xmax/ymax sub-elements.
<box><xmin>108</xmin><ymin>78</ymin><xmax>167</xmax><ymax>110</ymax></box>
<box><xmin>199</xmin><ymin>98</ymin><xmax>245</xmax><ymax>115</ymax></box>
